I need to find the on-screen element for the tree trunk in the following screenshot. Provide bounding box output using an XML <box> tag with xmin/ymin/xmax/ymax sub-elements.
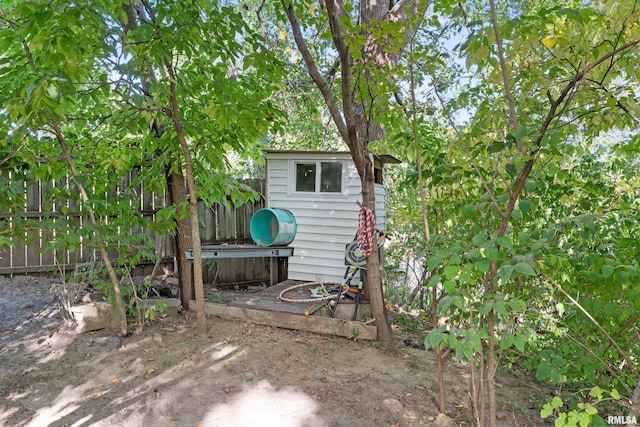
<box><xmin>360</xmin><ymin>168</ymin><xmax>394</xmax><ymax>348</ymax></box>
<box><xmin>52</xmin><ymin>121</ymin><xmax>129</xmax><ymax>337</ymax></box>
<box><xmin>284</xmin><ymin>0</ymin><xmax>428</xmax><ymax>350</ymax></box>
<box><xmin>121</xmin><ymin>1</ymin><xmax>196</xmax><ymax>316</ymax></box>
<box><xmin>12</xmin><ymin>14</ymin><xmax>130</xmax><ymax>336</ymax></box>
<box><xmin>167</xmin><ymin>169</ymin><xmax>193</xmax><ymax>309</ymax></box>
<box><xmin>164</xmin><ymin>57</ymin><xmax>207</xmax><ymax>334</ymax></box>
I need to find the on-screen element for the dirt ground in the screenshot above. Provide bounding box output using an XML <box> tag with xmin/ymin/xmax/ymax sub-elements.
<box><xmin>0</xmin><ymin>275</ymin><xmax>549</xmax><ymax>427</ymax></box>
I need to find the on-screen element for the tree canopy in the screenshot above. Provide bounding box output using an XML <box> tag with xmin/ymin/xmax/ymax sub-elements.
<box><xmin>1</xmin><ymin>0</ymin><xmax>639</xmax><ymax>424</ymax></box>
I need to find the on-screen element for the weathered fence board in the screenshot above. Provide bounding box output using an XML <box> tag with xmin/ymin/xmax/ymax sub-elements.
<box><xmin>0</xmin><ymin>175</ymin><xmax>268</xmax><ymax>284</ymax></box>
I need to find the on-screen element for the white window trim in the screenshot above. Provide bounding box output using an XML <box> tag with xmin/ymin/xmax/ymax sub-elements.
<box><xmin>288</xmin><ymin>160</ymin><xmax>348</xmax><ymax>197</ymax></box>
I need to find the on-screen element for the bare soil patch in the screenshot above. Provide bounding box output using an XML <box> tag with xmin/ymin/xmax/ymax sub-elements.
<box><xmin>0</xmin><ymin>275</ymin><xmax>547</xmax><ymax>426</ymax></box>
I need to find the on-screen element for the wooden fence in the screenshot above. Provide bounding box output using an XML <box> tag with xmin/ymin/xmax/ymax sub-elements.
<box><xmin>0</xmin><ymin>174</ymin><xmax>269</xmax><ymax>285</ymax></box>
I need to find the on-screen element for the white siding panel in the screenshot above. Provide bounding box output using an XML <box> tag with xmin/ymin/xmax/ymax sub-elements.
<box><xmin>265</xmin><ymin>151</ymin><xmax>389</xmax><ymax>282</ymax></box>
<box><xmin>374</xmin><ymin>183</ymin><xmax>386</xmax><ymax>230</ymax></box>
<box><xmin>267</xmin><ymin>176</ymin><xmax>288</xmax><ymax>188</ymax></box>
<box><xmin>269</xmin><ymin>201</ymin><xmax>360</xmax><ymax>214</ymax></box>
<box><xmin>285</xmin><ymin>268</ymin><xmax>346</xmax><ymax>283</ymax></box>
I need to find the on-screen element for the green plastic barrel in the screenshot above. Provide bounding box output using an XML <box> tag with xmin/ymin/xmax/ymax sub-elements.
<box><xmin>250</xmin><ymin>208</ymin><xmax>297</xmax><ymax>246</ymax></box>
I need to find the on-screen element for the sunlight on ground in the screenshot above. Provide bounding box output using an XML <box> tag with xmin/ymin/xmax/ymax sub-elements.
<box><xmin>201</xmin><ymin>379</ymin><xmax>324</xmax><ymax>427</ymax></box>
<box><xmin>24</xmin><ymin>383</ymin><xmax>89</xmax><ymax>427</ymax></box>
<box><xmin>2</xmin><ymin>320</ymin><xmax>333</xmax><ymax>427</ymax></box>
<box><xmin>2</xmin><ymin>307</ymin><xmax>71</xmax><ymax>367</ymax></box>
<box><xmin>205</xmin><ymin>343</ymin><xmax>242</xmax><ymax>373</ymax></box>
<box><xmin>0</xmin><ymin>407</ymin><xmax>19</xmax><ymax>425</ymax></box>
<box><xmin>8</xmin><ymin>338</ymin><xmax>251</xmax><ymax>426</ymax></box>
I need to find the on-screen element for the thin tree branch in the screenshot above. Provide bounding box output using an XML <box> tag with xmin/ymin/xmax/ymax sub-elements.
<box><xmin>541</xmin><ymin>271</ymin><xmax>640</xmax><ymax>382</ymax></box>
<box><xmin>497</xmin><ymin>36</ymin><xmax>640</xmax><ymax>237</ymax></box>
<box><xmin>429</xmin><ymin>76</ymin><xmax>505</xmax><ymax>218</ymax></box>
<box><xmin>489</xmin><ymin>0</ymin><xmax>526</xmax><ymax>155</ymax></box>
<box><xmin>282</xmin><ymin>1</ymin><xmax>349</xmax><ymax>143</ymax></box>
<box><xmin>324</xmin><ymin>0</ymin><xmax>358</xmax><ymax>154</ymax></box>
<box><xmin>5</xmin><ymin>5</ymin><xmax>129</xmax><ymax>335</ymax></box>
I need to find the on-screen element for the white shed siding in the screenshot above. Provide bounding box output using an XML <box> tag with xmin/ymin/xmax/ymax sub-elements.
<box><xmin>265</xmin><ymin>151</ymin><xmax>388</xmax><ymax>282</ymax></box>
<box><xmin>375</xmin><ymin>183</ymin><xmax>386</xmax><ymax>231</ymax></box>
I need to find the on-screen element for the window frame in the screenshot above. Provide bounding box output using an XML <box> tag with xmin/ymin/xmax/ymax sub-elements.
<box><xmin>290</xmin><ymin>159</ymin><xmax>347</xmax><ymax>196</ymax></box>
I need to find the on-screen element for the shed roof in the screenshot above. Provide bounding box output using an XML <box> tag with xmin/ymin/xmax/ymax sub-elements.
<box><xmin>264</xmin><ymin>150</ymin><xmax>401</xmax><ymax>164</ymax></box>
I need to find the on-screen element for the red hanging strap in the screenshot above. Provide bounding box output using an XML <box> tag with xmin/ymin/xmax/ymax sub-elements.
<box><xmin>357</xmin><ymin>206</ymin><xmax>376</xmax><ymax>258</ymax></box>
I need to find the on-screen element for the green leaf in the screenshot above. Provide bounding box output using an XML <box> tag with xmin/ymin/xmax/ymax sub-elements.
<box><xmin>500</xmin><ymin>333</ymin><xmax>514</xmax><ymax>350</ymax></box>
<box><xmin>478</xmin><ymin>300</ymin><xmax>493</xmax><ymax>315</ymax></box>
<box><xmin>449</xmin><ymin>254</ymin><xmax>462</xmax><ymax>265</ymax></box>
<box><xmin>438</xmin><ymin>295</ymin><xmax>454</xmax><ymax>312</ymax></box>
<box><xmin>472</xmin><ymin>233</ymin><xmax>490</xmax><ymax>247</ymax></box>
<box><xmin>514</xmin><ymin>262</ymin><xmax>536</xmax><ymax>276</ymax></box>
<box><xmin>485</xmin><ymin>246</ymin><xmax>498</xmax><ymax>261</ymax></box>
<box><xmin>610</xmin><ymin>389</ymin><xmax>620</xmax><ymax>399</ymax></box>
<box><xmin>496</xmin><ymin>236</ymin><xmax>513</xmax><ymax>250</ymax></box>
<box><xmin>540</xmin><ymin>403</ymin><xmax>554</xmax><ymax>419</ymax></box>
<box><xmin>459</xmin><ymin>269</ymin><xmax>473</xmax><ymax>284</ymax></box>
<box><xmin>462</xmin><ymin>342</ymin><xmax>475</xmax><ymax>360</ymax></box>
<box><xmin>552</xmin><ymin>396</ymin><xmax>563</xmax><ymax>408</ymax></box>
<box><xmin>427</xmin><ymin>256</ymin><xmax>441</xmax><ymax>271</ymax></box>
<box><xmin>425</xmin><ymin>331</ymin><xmax>445</xmax><ymax>350</ymax></box>
<box><xmin>514</xmin><ymin>334</ymin><xmax>527</xmax><ymax>352</ymax></box>
<box><xmin>487</xmin><ymin>140</ymin><xmax>505</xmax><ymax>153</ymax></box>
<box><xmin>601</xmin><ymin>265</ymin><xmax>614</xmax><ymax>279</ymax></box>
<box><xmin>466</xmin><ymin>248</ymin><xmax>481</xmax><ymax>260</ymax></box>
<box><xmin>475</xmin><ymin>259</ymin><xmax>490</xmax><ymax>273</ymax></box>
<box><xmin>588</xmin><ymin>386</ymin><xmax>604</xmax><ymax>399</ymax></box>
<box><xmin>510</xmin><ymin>299</ymin><xmax>526</xmax><ymax>313</ymax></box>
<box><xmin>518</xmin><ymin>232</ymin><xmax>530</xmax><ymax>244</ymax></box>
<box><xmin>461</xmin><ymin>204</ymin><xmax>475</xmax><ymax>218</ymax></box>
<box><xmin>515</xmin><ymin>126</ymin><xmax>528</xmax><ymax>143</ymax></box>
<box><xmin>498</xmin><ymin>264</ymin><xmax>514</xmax><ymax>281</ymax></box>
<box><xmin>467</xmin><ymin>331</ymin><xmax>482</xmax><ymax>352</ymax></box>
<box><xmin>427</xmin><ymin>274</ymin><xmax>441</xmax><ymax>288</ymax></box>
<box><xmin>554</xmin><ymin>413</ymin><xmax>567</xmax><ymax>427</ymax></box>
<box><xmin>577</xmin><ymin>411</ymin><xmax>591</xmax><ymax>427</ymax></box>
<box><xmin>444</xmin><ymin>265</ymin><xmax>459</xmax><ymax>279</ymax></box>
<box><xmin>583</xmin><ymin>403</ymin><xmax>597</xmax><ymax>416</ymax></box>
<box><xmin>444</xmin><ymin>280</ymin><xmax>457</xmax><ymax>294</ymax></box>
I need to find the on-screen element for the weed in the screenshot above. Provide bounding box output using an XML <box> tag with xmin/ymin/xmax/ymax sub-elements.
<box><xmin>211</xmin><ymin>292</ymin><xmax>221</xmax><ymax>304</ymax></box>
<box><xmin>406</xmin><ymin>354</ymin><xmax>419</xmax><ymax>368</ymax></box>
<box><xmin>501</xmin><ymin>400</ymin><xmax>517</xmax><ymax>411</ymax></box>
<box><xmin>390</xmin><ymin>312</ymin><xmax>426</xmax><ymax>333</ymax></box>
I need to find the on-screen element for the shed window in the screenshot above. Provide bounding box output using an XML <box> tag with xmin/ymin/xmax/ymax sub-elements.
<box><xmin>320</xmin><ymin>162</ymin><xmax>342</xmax><ymax>192</ymax></box>
<box><xmin>374</xmin><ymin>163</ymin><xmax>383</xmax><ymax>185</ymax></box>
<box><xmin>295</xmin><ymin>163</ymin><xmax>316</xmax><ymax>192</ymax></box>
<box><xmin>294</xmin><ymin>161</ymin><xmax>343</xmax><ymax>193</ymax></box>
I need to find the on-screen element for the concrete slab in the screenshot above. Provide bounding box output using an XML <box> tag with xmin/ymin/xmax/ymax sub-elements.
<box><xmin>70</xmin><ymin>303</ymin><xmax>118</xmax><ymax>333</ymax></box>
<box><xmin>139</xmin><ymin>298</ymin><xmax>181</xmax><ymax>318</ymax></box>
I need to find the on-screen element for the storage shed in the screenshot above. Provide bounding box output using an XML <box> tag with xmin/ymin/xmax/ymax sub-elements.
<box><xmin>264</xmin><ymin>150</ymin><xmax>399</xmax><ymax>283</ymax></box>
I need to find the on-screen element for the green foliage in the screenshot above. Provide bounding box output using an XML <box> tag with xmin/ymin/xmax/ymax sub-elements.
<box><xmin>144</xmin><ymin>301</ymin><xmax>168</xmax><ymax>322</ymax></box>
<box><xmin>351</xmin><ymin>327</ymin><xmax>360</xmax><ymax>342</ymax></box>
<box><xmin>381</xmin><ymin>0</ymin><xmax>640</xmax><ymax>415</ymax></box>
<box><xmin>390</xmin><ymin>312</ymin><xmax>429</xmax><ymax>333</ymax></box>
<box><xmin>1</xmin><ymin>2</ymin><xmax>639</xmax><ymax>414</ymax></box>
<box><xmin>541</xmin><ymin>386</ymin><xmax>621</xmax><ymax>427</ymax></box>
<box><xmin>0</xmin><ymin>0</ymin><xmax>286</xmax><ymax>271</ymax></box>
